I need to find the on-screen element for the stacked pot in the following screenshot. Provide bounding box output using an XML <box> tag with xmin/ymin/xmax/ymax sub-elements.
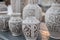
<box><xmin>5</xmin><ymin>0</ymin><xmax>60</xmax><ymax>40</ymax></box>
<box><xmin>8</xmin><ymin>0</ymin><xmax>42</xmax><ymax>40</ymax></box>
<box><xmin>0</xmin><ymin>0</ymin><xmax>54</xmax><ymax>40</ymax></box>
<box><xmin>0</xmin><ymin>2</ymin><xmax>10</xmax><ymax>32</ymax></box>
<box><xmin>22</xmin><ymin>0</ymin><xmax>42</xmax><ymax>40</ymax></box>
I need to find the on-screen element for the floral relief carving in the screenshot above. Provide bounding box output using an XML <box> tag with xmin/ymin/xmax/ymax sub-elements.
<box><xmin>23</xmin><ymin>24</ymin><xmax>39</xmax><ymax>38</ymax></box>
<box><xmin>47</xmin><ymin>14</ymin><xmax>60</xmax><ymax>33</ymax></box>
<box><xmin>0</xmin><ymin>15</ymin><xmax>10</xmax><ymax>31</ymax></box>
<box><xmin>9</xmin><ymin>22</ymin><xmax>22</xmax><ymax>34</ymax></box>
<box><xmin>9</xmin><ymin>13</ymin><xmax>22</xmax><ymax>36</ymax></box>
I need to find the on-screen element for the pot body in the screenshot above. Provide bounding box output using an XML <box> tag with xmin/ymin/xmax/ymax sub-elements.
<box><xmin>0</xmin><ymin>14</ymin><xmax>10</xmax><ymax>31</ymax></box>
<box><xmin>23</xmin><ymin>4</ymin><xmax>42</xmax><ymax>21</ymax></box>
<box><xmin>22</xmin><ymin>17</ymin><xmax>40</xmax><ymax>40</ymax></box>
<box><xmin>45</xmin><ymin>3</ymin><xmax>60</xmax><ymax>39</ymax></box>
<box><xmin>9</xmin><ymin>14</ymin><xmax>22</xmax><ymax>36</ymax></box>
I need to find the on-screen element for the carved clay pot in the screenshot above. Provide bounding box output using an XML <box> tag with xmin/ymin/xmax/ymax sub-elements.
<box><xmin>0</xmin><ymin>13</ymin><xmax>10</xmax><ymax>31</ymax></box>
<box><xmin>9</xmin><ymin>13</ymin><xmax>22</xmax><ymax>36</ymax></box>
<box><xmin>45</xmin><ymin>0</ymin><xmax>60</xmax><ymax>39</ymax></box>
<box><xmin>22</xmin><ymin>17</ymin><xmax>40</xmax><ymax>40</ymax></box>
<box><xmin>23</xmin><ymin>0</ymin><xmax>42</xmax><ymax>21</ymax></box>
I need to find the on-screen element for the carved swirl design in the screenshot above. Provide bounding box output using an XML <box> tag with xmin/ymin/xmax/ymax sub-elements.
<box><xmin>9</xmin><ymin>22</ymin><xmax>22</xmax><ymax>35</ymax></box>
<box><xmin>0</xmin><ymin>16</ymin><xmax>9</xmax><ymax>31</ymax></box>
<box><xmin>46</xmin><ymin>14</ymin><xmax>60</xmax><ymax>33</ymax></box>
<box><xmin>23</xmin><ymin>24</ymin><xmax>38</xmax><ymax>38</ymax></box>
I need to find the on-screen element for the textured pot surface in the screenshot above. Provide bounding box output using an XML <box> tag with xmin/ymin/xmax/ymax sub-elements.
<box><xmin>23</xmin><ymin>0</ymin><xmax>42</xmax><ymax>21</ymax></box>
<box><xmin>22</xmin><ymin>17</ymin><xmax>40</xmax><ymax>40</ymax></box>
<box><xmin>0</xmin><ymin>2</ymin><xmax>7</xmax><ymax>11</ymax></box>
<box><xmin>45</xmin><ymin>3</ymin><xmax>60</xmax><ymax>39</ymax></box>
<box><xmin>0</xmin><ymin>13</ymin><xmax>10</xmax><ymax>31</ymax></box>
<box><xmin>9</xmin><ymin>13</ymin><xmax>22</xmax><ymax>36</ymax></box>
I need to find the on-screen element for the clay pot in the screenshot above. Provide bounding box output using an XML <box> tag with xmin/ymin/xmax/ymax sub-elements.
<box><xmin>9</xmin><ymin>13</ymin><xmax>22</xmax><ymax>36</ymax></box>
<box><xmin>45</xmin><ymin>0</ymin><xmax>60</xmax><ymax>39</ymax></box>
<box><xmin>23</xmin><ymin>0</ymin><xmax>42</xmax><ymax>21</ymax></box>
<box><xmin>22</xmin><ymin>17</ymin><xmax>40</xmax><ymax>40</ymax></box>
<box><xmin>0</xmin><ymin>13</ymin><xmax>10</xmax><ymax>31</ymax></box>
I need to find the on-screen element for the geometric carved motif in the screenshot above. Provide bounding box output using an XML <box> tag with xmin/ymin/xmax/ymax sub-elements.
<box><xmin>46</xmin><ymin>14</ymin><xmax>60</xmax><ymax>33</ymax></box>
<box><xmin>23</xmin><ymin>9</ymin><xmax>35</xmax><ymax>19</ymax></box>
<box><xmin>0</xmin><ymin>17</ymin><xmax>9</xmax><ymax>31</ymax></box>
<box><xmin>9</xmin><ymin>22</ymin><xmax>22</xmax><ymax>35</ymax></box>
<box><xmin>23</xmin><ymin>24</ymin><xmax>38</xmax><ymax>38</ymax></box>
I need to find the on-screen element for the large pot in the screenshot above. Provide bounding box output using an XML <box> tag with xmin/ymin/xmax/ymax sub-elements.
<box><xmin>45</xmin><ymin>0</ymin><xmax>60</xmax><ymax>39</ymax></box>
<box><xmin>0</xmin><ymin>13</ymin><xmax>10</xmax><ymax>31</ymax></box>
<box><xmin>22</xmin><ymin>17</ymin><xmax>40</xmax><ymax>40</ymax></box>
<box><xmin>23</xmin><ymin>0</ymin><xmax>42</xmax><ymax>21</ymax></box>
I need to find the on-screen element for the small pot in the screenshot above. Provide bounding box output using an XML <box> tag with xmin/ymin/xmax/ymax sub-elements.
<box><xmin>9</xmin><ymin>13</ymin><xmax>22</xmax><ymax>36</ymax></box>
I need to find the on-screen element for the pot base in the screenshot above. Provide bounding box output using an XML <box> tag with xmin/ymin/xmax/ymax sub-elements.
<box><xmin>1</xmin><ymin>30</ymin><xmax>8</xmax><ymax>32</ymax></box>
<box><xmin>12</xmin><ymin>33</ymin><xmax>21</xmax><ymax>37</ymax></box>
<box><xmin>26</xmin><ymin>38</ymin><xmax>36</xmax><ymax>40</ymax></box>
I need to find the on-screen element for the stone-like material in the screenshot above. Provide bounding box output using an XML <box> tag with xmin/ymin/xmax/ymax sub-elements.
<box><xmin>39</xmin><ymin>0</ymin><xmax>55</xmax><ymax>6</ymax></box>
<box><xmin>0</xmin><ymin>13</ymin><xmax>10</xmax><ymax>32</ymax></box>
<box><xmin>22</xmin><ymin>17</ymin><xmax>40</xmax><ymax>40</ymax></box>
<box><xmin>0</xmin><ymin>2</ymin><xmax>9</xmax><ymax>32</ymax></box>
<box><xmin>38</xmin><ymin>0</ymin><xmax>55</xmax><ymax>12</ymax></box>
<box><xmin>45</xmin><ymin>0</ymin><xmax>60</xmax><ymax>39</ymax></box>
<box><xmin>10</xmin><ymin>0</ymin><xmax>25</xmax><ymax>13</ymax></box>
<box><xmin>0</xmin><ymin>2</ymin><xmax>7</xmax><ymax>11</ymax></box>
<box><xmin>0</xmin><ymin>23</ymin><xmax>58</xmax><ymax>40</ymax></box>
<box><xmin>23</xmin><ymin>0</ymin><xmax>42</xmax><ymax>21</ymax></box>
<box><xmin>9</xmin><ymin>13</ymin><xmax>22</xmax><ymax>36</ymax></box>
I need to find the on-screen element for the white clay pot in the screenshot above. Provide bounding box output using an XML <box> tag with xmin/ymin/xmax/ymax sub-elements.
<box><xmin>0</xmin><ymin>13</ymin><xmax>10</xmax><ymax>31</ymax></box>
<box><xmin>22</xmin><ymin>17</ymin><xmax>40</xmax><ymax>40</ymax></box>
<box><xmin>9</xmin><ymin>13</ymin><xmax>22</xmax><ymax>36</ymax></box>
<box><xmin>45</xmin><ymin>0</ymin><xmax>60</xmax><ymax>39</ymax></box>
<box><xmin>23</xmin><ymin>0</ymin><xmax>42</xmax><ymax>21</ymax></box>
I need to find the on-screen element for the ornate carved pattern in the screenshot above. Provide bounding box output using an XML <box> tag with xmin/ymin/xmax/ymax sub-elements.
<box><xmin>23</xmin><ymin>24</ymin><xmax>38</xmax><ymax>38</ymax></box>
<box><xmin>9</xmin><ymin>13</ymin><xmax>22</xmax><ymax>36</ymax></box>
<box><xmin>0</xmin><ymin>16</ymin><xmax>9</xmax><ymax>31</ymax></box>
<box><xmin>23</xmin><ymin>1</ymin><xmax>42</xmax><ymax>21</ymax></box>
<box><xmin>46</xmin><ymin>14</ymin><xmax>60</xmax><ymax>33</ymax></box>
<box><xmin>0</xmin><ymin>19</ymin><xmax>4</xmax><ymax>30</ymax></box>
<box><xmin>23</xmin><ymin>9</ymin><xmax>35</xmax><ymax>19</ymax></box>
<box><xmin>9</xmin><ymin>22</ymin><xmax>22</xmax><ymax>35</ymax></box>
